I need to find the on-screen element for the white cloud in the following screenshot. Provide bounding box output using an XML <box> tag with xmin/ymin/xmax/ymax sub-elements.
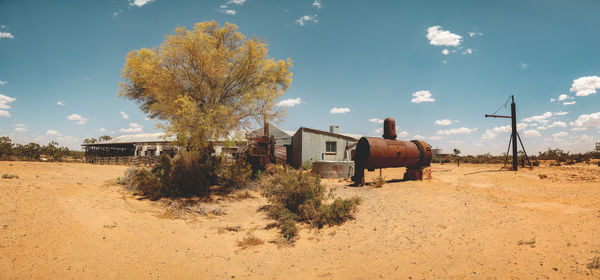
<box><xmin>0</xmin><ymin>110</ymin><xmax>9</xmax><ymax>117</ymax></box>
<box><xmin>98</xmin><ymin>128</ymin><xmax>107</xmax><ymax>133</ymax></box>
<box><xmin>442</xmin><ymin>49</ymin><xmax>449</xmax><ymax>55</ymax></box>
<box><xmin>570</xmin><ymin>112</ymin><xmax>600</xmax><ymax>129</ymax></box>
<box><xmin>119</xmin><ymin>123</ymin><xmax>144</xmax><ymax>133</ymax></box>
<box><xmin>312</xmin><ymin>0</ymin><xmax>321</xmax><ymax>9</ymax></box>
<box><xmin>46</xmin><ymin>130</ymin><xmax>62</xmax><ymax>137</ymax></box>
<box><xmin>14</xmin><ymin>126</ymin><xmax>27</xmax><ymax>132</ymax></box>
<box><xmin>330</xmin><ymin>107</ymin><xmax>350</xmax><ymax>114</ymax></box>
<box><xmin>434</xmin><ymin>119</ymin><xmax>453</xmax><ymax>126</ymax></box>
<box><xmin>397</xmin><ymin>130</ymin><xmax>409</xmax><ymax>138</ymax></box>
<box><xmin>426</xmin><ymin>26</ymin><xmax>462</xmax><ymax>47</ymax></box>
<box><xmin>277</xmin><ymin>98</ymin><xmax>302</xmax><ymax>107</ymax></box>
<box><xmin>570</xmin><ymin>127</ymin><xmax>587</xmax><ymax>131</ymax></box>
<box><xmin>462</xmin><ymin>48</ymin><xmax>473</xmax><ymax>55</ymax></box>
<box><xmin>468</xmin><ymin>32</ymin><xmax>483</xmax><ymax>37</ymax></box>
<box><xmin>0</xmin><ymin>93</ymin><xmax>16</xmax><ymax>110</ymax></box>
<box><xmin>14</xmin><ymin>123</ymin><xmax>25</xmax><ymax>127</ymax></box>
<box><xmin>222</xmin><ymin>9</ymin><xmax>236</xmax><ymax>15</ymax></box>
<box><xmin>522</xmin><ymin>112</ymin><xmax>553</xmax><ymax>124</ymax></box>
<box><xmin>429</xmin><ymin>135</ymin><xmax>443</xmax><ymax>140</ymax></box>
<box><xmin>113</xmin><ymin>9</ymin><xmax>123</xmax><ymax>18</ymax></box>
<box><xmin>558</xmin><ymin>94</ymin><xmax>569</xmax><ymax>101</ymax></box>
<box><xmin>120</xmin><ymin>111</ymin><xmax>130</xmax><ymax>119</ymax></box>
<box><xmin>520</xmin><ymin>63</ymin><xmax>528</xmax><ymax>69</ymax></box>
<box><xmin>411</xmin><ymin>90</ymin><xmax>435</xmax><ymax>103</ymax></box>
<box><xmin>0</xmin><ymin>32</ymin><xmax>14</xmax><ymax>39</ymax></box>
<box><xmin>490</xmin><ymin>124</ymin><xmax>528</xmax><ymax>133</ymax></box>
<box><xmin>0</xmin><ymin>80</ymin><xmax>7</xmax><ymax>85</ymax></box>
<box><xmin>552</xmin><ymin>131</ymin><xmax>568</xmax><ymax>138</ymax></box>
<box><xmin>555</xmin><ymin>111</ymin><xmax>568</xmax><ymax>116</ymax></box>
<box><xmin>297</xmin><ymin>15</ymin><xmax>318</xmax><ymax>26</ymax></box>
<box><xmin>563</xmin><ymin>101</ymin><xmax>576</xmax><ymax>105</ymax></box>
<box><xmin>481</xmin><ymin>129</ymin><xmax>497</xmax><ymax>140</ymax></box>
<box><xmin>57</xmin><ymin>101</ymin><xmax>64</xmax><ymax>106</ymax></box>
<box><xmin>523</xmin><ymin>130</ymin><xmax>541</xmax><ymax>137</ymax></box>
<box><xmin>67</xmin><ymin>113</ymin><xmax>90</xmax><ymax>125</ymax></box>
<box><xmin>369</xmin><ymin>118</ymin><xmax>384</xmax><ymax>124</ymax></box>
<box><xmin>129</xmin><ymin>0</ymin><xmax>153</xmax><ymax>7</ymax></box>
<box><xmin>570</xmin><ymin>76</ymin><xmax>600</xmax><ymax>97</ymax></box>
<box><xmin>548</xmin><ymin>121</ymin><xmax>567</xmax><ymax>128</ymax></box>
<box><xmin>549</xmin><ymin>98</ymin><xmax>555</xmax><ymax>102</ymax></box>
<box><xmin>436</xmin><ymin>127</ymin><xmax>477</xmax><ymax>135</ymax></box>
<box><xmin>374</xmin><ymin>128</ymin><xmax>383</xmax><ymax>134</ymax></box>
<box><xmin>413</xmin><ymin>135</ymin><xmax>426</xmax><ymax>140</ymax></box>
<box><xmin>227</xmin><ymin>0</ymin><xmax>246</xmax><ymax>5</ymax></box>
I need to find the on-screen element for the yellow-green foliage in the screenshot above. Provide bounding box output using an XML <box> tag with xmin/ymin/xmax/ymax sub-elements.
<box><xmin>119</xmin><ymin>21</ymin><xmax>293</xmax><ymax>151</ymax></box>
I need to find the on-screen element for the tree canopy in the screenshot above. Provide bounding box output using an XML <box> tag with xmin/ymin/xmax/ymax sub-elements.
<box><xmin>119</xmin><ymin>21</ymin><xmax>293</xmax><ymax>150</ymax></box>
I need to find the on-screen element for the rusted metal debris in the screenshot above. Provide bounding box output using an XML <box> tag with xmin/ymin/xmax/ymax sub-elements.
<box><xmin>237</xmin><ymin>123</ymin><xmax>286</xmax><ymax>171</ymax></box>
<box><xmin>351</xmin><ymin>118</ymin><xmax>432</xmax><ymax>185</ymax></box>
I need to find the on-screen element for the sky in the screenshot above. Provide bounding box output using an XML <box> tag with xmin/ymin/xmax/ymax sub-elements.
<box><xmin>1</xmin><ymin>0</ymin><xmax>599</xmax><ymax>154</ymax></box>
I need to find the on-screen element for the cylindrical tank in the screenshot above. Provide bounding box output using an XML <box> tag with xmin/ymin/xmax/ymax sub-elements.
<box><xmin>354</xmin><ymin>138</ymin><xmax>432</xmax><ymax>170</ymax></box>
<box><xmin>352</xmin><ymin>117</ymin><xmax>432</xmax><ymax>185</ymax></box>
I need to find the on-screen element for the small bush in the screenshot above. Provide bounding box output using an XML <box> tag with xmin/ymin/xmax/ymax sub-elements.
<box><xmin>237</xmin><ymin>234</ymin><xmax>264</xmax><ymax>249</ymax></box>
<box><xmin>588</xmin><ymin>256</ymin><xmax>600</xmax><ymax>270</ymax></box>
<box><xmin>220</xmin><ymin>160</ymin><xmax>252</xmax><ymax>190</ymax></box>
<box><xmin>2</xmin><ymin>173</ymin><xmax>19</xmax><ymax>179</ymax></box>
<box><xmin>261</xmin><ymin>166</ymin><xmax>361</xmax><ymax>241</ymax></box>
<box><xmin>373</xmin><ymin>176</ymin><xmax>385</xmax><ymax>188</ymax></box>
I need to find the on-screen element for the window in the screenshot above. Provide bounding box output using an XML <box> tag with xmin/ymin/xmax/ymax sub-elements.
<box><xmin>325</xmin><ymin>141</ymin><xmax>337</xmax><ymax>154</ymax></box>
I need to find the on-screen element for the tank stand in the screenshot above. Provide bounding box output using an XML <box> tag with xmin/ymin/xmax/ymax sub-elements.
<box><xmin>403</xmin><ymin>167</ymin><xmax>432</xmax><ymax>181</ymax></box>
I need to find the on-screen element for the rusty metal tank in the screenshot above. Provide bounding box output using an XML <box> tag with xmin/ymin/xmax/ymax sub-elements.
<box><xmin>352</xmin><ymin>118</ymin><xmax>432</xmax><ymax>185</ymax></box>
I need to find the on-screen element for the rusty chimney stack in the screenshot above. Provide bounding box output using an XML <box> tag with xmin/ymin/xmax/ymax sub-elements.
<box><xmin>383</xmin><ymin>117</ymin><xmax>397</xmax><ymax>140</ymax></box>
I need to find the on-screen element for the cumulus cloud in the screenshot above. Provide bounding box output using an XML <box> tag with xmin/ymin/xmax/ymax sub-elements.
<box><xmin>119</xmin><ymin>123</ymin><xmax>143</xmax><ymax>133</ymax></box>
<box><xmin>411</xmin><ymin>90</ymin><xmax>435</xmax><ymax>103</ymax></box>
<box><xmin>468</xmin><ymin>32</ymin><xmax>483</xmax><ymax>37</ymax></box>
<box><xmin>397</xmin><ymin>130</ymin><xmax>409</xmax><ymax>138</ymax></box>
<box><xmin>442</xmin><ymin>49</ymin><xmax>449</xmax><ymax>55</ymax></box>
<box><xmin>120</xmin><ymin>111</ymin><xmax>129</xmax><ymax>120</ymax></box>
<box><xmin>369</xmin><ymin>118</ymin><xmax>384</xmax><ymax>124</ymax></box>
<box><xmin>57</xmin><ymin>101</ymin><xmax>64</xmax><ymax>106</ymax></box>
<box><xmin>0</xmin><ymin>93</ymin><xmax>16</xmax><ymax>110</ymax></box>
<box><xmin>98</xmin><ymin>128</ymin><xmax>107</xmax><ymax>133</ymax></box>
<box><xmin>312</xmin><ymin>0</ymin><xmax>321</xmax><ymax>9</ymax></box>
<box><xmin>413</xmin><ymin>135</ymin><xmax>426</xmax><ymax>140</ymax></box>
<box><xmin>462</xmin><ymin>48</ymin><xmax>473</xmax><ymax>55</ymax></box>
<box><xmin>570</xmin><ymin>76</ymin><xmax>600</xmax><ymax>96</ymax></box>
<box><xmin>14</xmin><ymin>124</ymin><xmax>27</xmax><ymax>132</ymax></box>
<box><xmin>0</xmin><ymin>32</ymin><xmax>13</xmax><ymax>39</ymax></box>
<box><xmin>330</xmin><ymin>107</ymin><xmax>350</xmax><ymax>114</ymax></box>
<box><xmin>297</xmin><ymin>15</ymin><xmax>318</xmax><ymax>26</ymax></box>
<box><xmin>277</xmin><ymin>98</ymin><xmax>302</xmax><ymax>107</ymax></box>
<box><xmin>227</xmin><ymin>0</ymin><xmax>246</xmax><ymax>4</ymax></box>
<box><xmin>548</xmin><ymin>121</ymin><xmax>567</xmax><ymax>128</ymax></box>
<box><xmin>113</xmin><ymin>9</ymin><xmax>123</xmax><ymax>17</ymax></box>
<box><xmin>481</xmin><ymin>129</ymin><xmax>497</xmax><ymax>140</ymax></box>
<box><xmin>522</xmin><ymin>112</ymin><xmax>553</xmax><ymax>124</ymax></box>
<box><xmin>426</xmin><ymin>26</ymin><xmax>462</xmax><ymax>47</ymax></box>
<box><xmin>523</xmin><ymin>130</ymin><xmax>541</xmax><ymax>137</ymax></box>
<box><xmin>436</xmin><ymin>127</ymin><xmax>477</xmax><ymax>135</ymax></box>
<box><xmin>129</xmin><ymin>0</ymin><xmax>153</xmax><ymax>7</ymax></box>
<box><xmin>558</xmin><ymin>94</ymin><xmax>569</xmax><ymax>101</ymax></box>
<box><xmin>0</xmin><ymin>110</ymin><xmax>9</xmax><ymax>117</ymax></box>
<box><xmin>429</xmin><ymin>135</ymin><xmax>443</xmax><ymax>140</ymax></box>
<box><xmin>555</xmin><ymin>111</ymin><xmax>568</xmax><ymax>116</ymax></box>
<box><xmin>221</xmin><ymin>9</ymin><xmax>236</xmax><ymax>15</ymax></box>
<box><xmin>570</xmin><ymin>112</ymin><xmax>600</xmax><ymax>129</ymax></box>
<box><xmin>434</xmin><ymin>119</ymin><xmax>453</xmax><ymax>126</ymax></box>
<box><xmin>563</xmin><ymin>101</ymin><xmax>576</xmax><ymax>105</ymax></box>
<box><xmin>67</xmin><ymin>113</ymin><xmax>90</xmax><ymax>125</ymax></box>
<box><xmin>46</xmin><ymin>130</ymin><xmax>62</xmax><ymax>137</ymax></box>
<box><xmin>0</xmin><ymin>80</ymin><xmax>7</xmax><ymax>85</ymax></box>
<box><xmin>374</xmin><ymin>128</ymin><xmax>383</xmax><ymax>134</ymax></box>
<box><xmin>552</xmin><ymin>131</ymin><xmax>568</xmax><ymax>138</ymax></box>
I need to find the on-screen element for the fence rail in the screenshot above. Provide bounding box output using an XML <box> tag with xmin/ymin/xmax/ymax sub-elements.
<box><xmin>85</xmin><ymin>156</ymin><xmax>160</xmax><ymax>166</ymax></box>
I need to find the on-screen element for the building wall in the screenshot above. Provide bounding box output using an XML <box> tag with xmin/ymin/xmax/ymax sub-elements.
<box><xmin>291</xmin><ymin>129</ymin><xmax>357</xmax><ymax>168</ymax></box>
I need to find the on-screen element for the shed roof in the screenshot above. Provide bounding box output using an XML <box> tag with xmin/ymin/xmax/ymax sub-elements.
<box><xmin>296</xmin><ymin>127</ymin><xmax>361</xmax><ymax>141</ymax></box>
<box><xmin>82</xmin><ymin>133</ymin><xmax>175</xmax><ymax>146</ymax></box>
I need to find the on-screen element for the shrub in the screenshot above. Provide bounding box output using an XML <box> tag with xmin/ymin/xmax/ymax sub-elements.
<box><xmin>220</xmin><ymin>160</ymin><xmax>252</xmax><ymax>190</ymax></box>
<box><xmin>261</xmin><ymin>166</ymin><xmax>361</xmax><ymax>241</ymax></box>
<box><xmin>237</xmin><ymin>234</ymin><xmax>264</xmax><ymax>249</ymax></box>
<box><xmin>2</xmin><ymin>173</ymin><xmax>19</xmax><ymax>179</ymax></box>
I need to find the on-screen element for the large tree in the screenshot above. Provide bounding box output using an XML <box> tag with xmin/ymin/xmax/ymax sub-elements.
<box><xmin>119</xmin><ymin>21</ymin><xmax>293</xmax><ymax>150</ymax></box>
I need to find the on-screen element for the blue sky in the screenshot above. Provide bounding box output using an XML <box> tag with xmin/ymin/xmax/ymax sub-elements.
<box><xmin>1</xmin><ymin>0</ymin><xmax>599</xmax><ymax>154</ymax></box>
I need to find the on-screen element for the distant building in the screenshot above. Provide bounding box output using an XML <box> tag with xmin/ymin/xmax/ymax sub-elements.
<box><xmin>82</xmin><ymin>133</ymin><xmax>244</xmax><ymax>164</ymax></box>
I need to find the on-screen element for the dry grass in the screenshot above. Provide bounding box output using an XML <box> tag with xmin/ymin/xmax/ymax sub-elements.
<box><xmin>161</xmin><ymin>199</ymin><xmax>226</xmax><ymax>219</ymax></box>
<box><xmin>518</xmin><ymin>237</ymin><xmax>536</xmax><ymax>248</ymax></box>
<box><xmin>237</xmin><ymin>234</ymin><xmax>264</xmax><ymax>250</ymax></box>
<box><xmin>2</xmin><ymin>173</ymin><xmax>19</xmax><ymax>179</ymax></box>
<box><xmin>588</xmin><ymin>256</ymin><xmax>600</xmax><ymax>270</ymax></box>
<box><xmin>373</xmin><ymin>176</ymin><xmax>385</xmax><ymax>188</ymax></box>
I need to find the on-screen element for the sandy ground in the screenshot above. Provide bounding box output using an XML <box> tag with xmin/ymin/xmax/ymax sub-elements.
<box><xmin>1</xmin><ymin>161</ymin><xmax>600</xmax><ymax>279</ymax></box>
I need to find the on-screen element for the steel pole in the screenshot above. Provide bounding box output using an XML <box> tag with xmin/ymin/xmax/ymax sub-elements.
<box><xmin>510</xmin><ymin>96</ymin><xmax>518</xmax><ymax>171</ymax></box>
